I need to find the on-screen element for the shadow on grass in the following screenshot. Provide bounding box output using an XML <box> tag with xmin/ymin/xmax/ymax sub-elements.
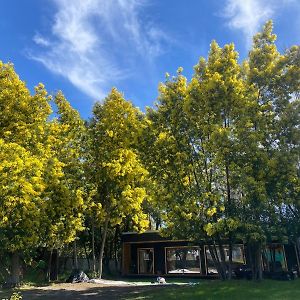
<box><xmin>0</xmin><ymin>284</ymin><xmax>178</xmax><ymax>300</ymax></box>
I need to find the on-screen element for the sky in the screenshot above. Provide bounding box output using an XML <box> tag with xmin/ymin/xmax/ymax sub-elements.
<box><xmin>0</xmin><ymin>0</ymin><xmax>299</xmax><ymax>119</ymax></box>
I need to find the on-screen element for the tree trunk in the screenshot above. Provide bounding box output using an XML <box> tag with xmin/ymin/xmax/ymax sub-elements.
<box><xmin>11</xmin><ymin>252</ymin><xmax>20</xmax><ymax>287</ymax></box>
<box><xmin>99</xmin><ymin>217</ymin><xmax>109</xmax><ymax>279</ymax></box>
<box><xmin>251</xmin><ymin>244</ymin><xmax>257</xmax><ymax>280</ymax></box>
<box><xmin>228</xmin><ymin>238</ymin><xmax>233</xmax><ymax>280</ymax></box>
<box><xmin>248</xmin><ymin>244</ymin><xmax>254</xmax><ymax>279</ymax></box>
<box><xmin>257</xmin><ymin>244</ymin><xmax>263</xmax><ymax>280</ymax></box>
<box><xmin>296</xmin><ymin>238</ymin><xmax>300</xmax><ymax>273</ymax></box>
<box><xmin>250</xmin><ymin>243</ymin><xmax>263</xmax><ymax>280</ymax></box>
<box><xmin>217</xmin><ymin>237</ymin><xmax>228</xmax><ymax>279</ymax></box>
<box><xmin>208</xmin><ymin>243</ymin><xmax>226</xmax><ymax>280</ymax></box>
<box><xmin>114</xmin><ymin>226</ymin><xmax>119</xmax><ymax>273</ymax></box>
<box><xmin>55</xmin><ymin>249</ymin><xmax>59</xmax><ymax>281</ymax></box>
<box><xmin>84</xmin><ymin>242</ymin><xmax>90</xmax><ymax>271</ymax></box>
<box><xmin>92</xmin><ymin>221</ymin><xmax>96</xmax><ymax>273</ymax></box>
<box><xmin>47</xmin><ymin>249</ymin><xmax>53</xmax><ymax>282</ymax></box>
<box><xmin>225</xmin><ymin>164</ymin><xmax>233</xmax><ymax>280</ymax></box>
<box><xmin>74</xmin><ymin>239</ymin><xmax>78</xmax><ymax>270</ymax></box>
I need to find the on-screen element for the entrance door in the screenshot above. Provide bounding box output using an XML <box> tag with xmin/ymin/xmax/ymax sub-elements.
<box><xmin>138</xmin><ymin>248</ymin><xmax>154</xmax><ymax>274</ymax></box>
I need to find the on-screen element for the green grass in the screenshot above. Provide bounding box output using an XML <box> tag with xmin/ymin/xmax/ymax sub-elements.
<box><xmin>125</xmin><ymin>279</ymin><xmax>300</xmax><ymax>300</ymax></box>
<box><xmin>2</xmin><ymin>277</ymin><xmax>300</xmax><ymax>300</ymax></box>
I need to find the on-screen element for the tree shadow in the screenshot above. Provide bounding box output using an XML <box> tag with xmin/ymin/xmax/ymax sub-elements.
<box><xmin>5</xmin><ymin>284</ymin><xmax>179</xmax><ymax>300</ymax></box>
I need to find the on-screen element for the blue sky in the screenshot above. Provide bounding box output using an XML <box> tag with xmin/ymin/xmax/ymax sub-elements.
<box><xmin>0</xmin><ymin>0</ymin><xmax>299</xmax><ymax>119</ymax></box>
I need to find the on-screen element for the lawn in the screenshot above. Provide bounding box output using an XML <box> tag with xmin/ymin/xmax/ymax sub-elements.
<box><xmin>124</xmin><ymin>279</ymin><xmax>300</xmax><ymax>300</ymax></box>
<box><xmin>1</xmin><ymin>279</ymin><xmax>300</xmax><ymax>299</ymax></box>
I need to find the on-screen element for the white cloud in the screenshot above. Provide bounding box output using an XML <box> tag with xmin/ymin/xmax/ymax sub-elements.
<box><xmin>223</xmin><ymin>0</ymin><xmax>273</xmax><ymax>46</ymax></box>
<box><xmin>29</xmin><ymin>0</ymin><xmax>169</xmax><ymax>101</ymax></box>
<box><xmin>33</xmin><ymin>33</ymin><xmax>50</xmax><ymax>47</ymax></box>
<box><xmin>222</xmin><ymin>0</ymin><xmax>299</xmax><ymax>47</ymax></box>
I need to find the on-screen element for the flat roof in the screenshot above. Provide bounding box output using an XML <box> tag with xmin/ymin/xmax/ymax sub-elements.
<box><xmin>121</xmin><ymin>230</ymin><xmax>160</xmax><ymax>235</ymax></box>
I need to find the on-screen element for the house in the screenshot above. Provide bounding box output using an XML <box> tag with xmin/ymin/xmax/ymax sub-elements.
<box><xmin>121</xmin><ymin>231</ymin><xmax>300</xmax><ymax>278</ymax></box>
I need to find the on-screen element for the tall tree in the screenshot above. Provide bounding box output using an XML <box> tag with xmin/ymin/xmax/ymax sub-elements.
<box><xmin>41</xmin><ymin>91</ymin><xmax>86</xmax><ymax>280</ymax></box>
<box><xmin>142</xmin><ymin>21</ymin><xmax>300</xmax><ymax>280</ymax></box>
<box><xmin>0</xmin><ymin>61</ymin><xmax>51</xmax><ymax>285</ymax></box>
<box><xmin>238</xmin><ymin>20</ymin><xmax>300</xmax><ymax>279</ymax></box>
<box><xmin>87</xmin><ymin>88</ymin><xmax>149</xmax><ymax>278</ymax></box>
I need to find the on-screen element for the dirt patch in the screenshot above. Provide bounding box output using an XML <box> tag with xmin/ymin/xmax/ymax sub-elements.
<box><xmin>1</xmin><ymin>281</ymin><xmax>182</xmax><ymax>300</ymax></box>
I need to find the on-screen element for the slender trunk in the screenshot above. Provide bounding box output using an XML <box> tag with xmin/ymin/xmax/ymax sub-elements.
<box><xmin>114</xmin><ymin>226</ymin><xmax>119</xmax><ymax>272</ymax></box>
<box><xmin>257</xmin><ymin>244</ymin><xmax>263</xmax><ymax>280</ymax></box>
<box><xmin>225</xmin><ymin>164</ymin><xmax>233</xmax><ymax>280</ymax></box>
<box><xmin>63</xmin><ymin>255</ymin><xmax>68</xmax><ymax>273</ymax></box>
<box><xmin>11</xmin><ymin>252</ymin><xmax>20</xmax><ymax>287</ymax></box>
<box><xmin>248</xmin><ymin>244</ymin><xmax>254</xmax><ymax>279</ymax></box>
<box><xmin>74</xmin><ymin>239</ymin><xmax>78</xmax><ymax>270</ymax></box>
<box><xmin>251</xmin><ymin>243</ymin><xmax>262</xmax><ymax>280</ymax></box>
<box><xmin>84</xmin><ymin>242</ymin><xmax>90</xmax><ymax>271</ymax></box>
<box><xmin>272</xmin><ymin>246</ymin><xmax>276</xmax><ymax>271</ymax></box>
<box><xmin>228</xmin><ymin>240</ymin><xmax>233</xmax><ymax>280</ymax></box>
<box><xmin>148</xmin><ymin>214</ymin><xmax>151</xmax><ymax>229</ymax></box>
<box><xmin>296</xmin><ymin>238</ymin><xmax>300</xmax><ymax>273</ymax></box>
<box><xmin>208</xmin><ymin>242</ymin><xmax>227</xmax><ymax>280</ymax></box>
<box><xmin>55</xmin><ymin>249</ymin><xmax>59</xmax><ymax>281</ymax></box>
<box><xmin>99</xmin><ymin>217</ymin><xmax>109</xmax><ymax>279</ymax></box>
<box><xmin>47</xmin><ymin>249</ymin><xmax>53</xmax><ymax>282</ymax></box>
<box><xmin>155</xmin><ymin>219</ymin><xmax>160</xmax><ymax>230</ymax></box>
<box><xmin>92</xmin><ymin>221</ymin><xmax>96</xmax><ymax>273</ymax></box>
<box><xmin>252</xmin><ymin>244</ymin><xmax>258</xmax><ymax>280</ymax></box>
<box><xmin>217</xmin><ymin>237</ymin><xmax>228</xmax><ymax>279</ymax></box>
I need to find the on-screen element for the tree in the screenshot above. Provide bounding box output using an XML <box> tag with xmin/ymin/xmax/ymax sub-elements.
<box><xmin>0</xmin><ymin>61</ymin><xmax>51</xmax><ymax>285</ymax></box>
<box><xmin>239</xmin><ymin>20</ymin><xmax>300</xmax><ymax>279</ymax></box>
<box><xmin>87</xmin><ymin>88</ymin><xmax>149</xmax><ymax>278</ymax></box>
<box><xmin>0</xmin><ymin>140</ymin><xmax>45</xmax><ymax>285</ymax></box>
<box><xmin>141</xmin><ymin>21</ymin><xmax>300</xmax><ymax>280</ymax></box>
<box><xmin>142</xmin><ymin>40</ymin><xmax>247</xmax><ymax>279</ymax></box>
<box><xmin>41</xmin><ymin>91</ymin><xmax>86</xmax><ymax>280</ymax></box>
<box><xmin>186</xmin><ymin>41</ymin><xmax>248</xmax><ymax>279</ymax></box>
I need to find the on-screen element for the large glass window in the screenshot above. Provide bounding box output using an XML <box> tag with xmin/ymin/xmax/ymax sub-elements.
<box><xmin>138</xmin><ymin>248</ymin><xmax>154</xmax><ymax>274</ymax></box>
<box><xmin>205</xmin><ymin>245</ymin><xmax>245</xmax><ymax>274</ymax></box>
<box><xmin>166</xmin><ymin>247</ymin><xmax>201</xmax><ymax>274</ymax></box>
<box><xmin>262</xmin><ymin>244</ymin><xmax>287</xmax><ymax>272</ymax></box>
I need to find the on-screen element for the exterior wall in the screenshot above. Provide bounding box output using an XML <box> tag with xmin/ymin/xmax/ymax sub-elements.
<box><xmin>121</xmin><ymin>232</ymin><xmax>300</xmax><ymax>278</ymax></box>
<box><xmin>122</xmin><ymin>240</ymin><xmax>194</xmax><ymax>276</ymax></box>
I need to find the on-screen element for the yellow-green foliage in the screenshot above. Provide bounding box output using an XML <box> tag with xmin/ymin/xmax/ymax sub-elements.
<box><xmin>41</xmin><ymin>91</ymin><xmax>86</xmax><ymax>248</ymax></box>
<box><xmin>0</xmin><ymin>62</ymin><xmax>86</xmax><ymax>255</ymax></box>
<box><xmin>142</xmin><ymin>20</ymin><xmax>300</xmax><ymax>247</ymax></box>
<box><xmin>89</xmin><ymin>88</ymin><xmax>149</xmax><ymax>231</ymax></box>
<box><xmin>0</xmin><ymin>62</ymin><xmax>51</xmax><ymax>252</ymax></box>
<box><xmin>0</xmin><ymin>140</ymin><xmax>45</xmax><ymax>251</ymax></box>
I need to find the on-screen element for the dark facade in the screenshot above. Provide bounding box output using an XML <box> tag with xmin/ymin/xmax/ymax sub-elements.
<box><xmin>121</xmin><ymin>231</ymin><xmax>300</xmax><ymax>278</ymax></box>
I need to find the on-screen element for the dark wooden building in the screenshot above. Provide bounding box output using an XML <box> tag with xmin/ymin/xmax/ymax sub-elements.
<box><xmin>121</xmin><ymin>231</ymin><xmax>300</xmax><ymax>278</ymax></box>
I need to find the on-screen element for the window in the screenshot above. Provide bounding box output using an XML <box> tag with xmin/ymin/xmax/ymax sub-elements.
<box><xmin>166</xmin><ymin>247</ymin><xmax>201</xmax><ymax>274</ymax></box>
<box><xmin>262</xmin><ymin>244</ymin><xmax>287</xmax><ymax>272</ymax></box>
<box><xmin>205</xmin><ymin>245</ymin><xmax>245</xmax><ymax>274</ymax></box>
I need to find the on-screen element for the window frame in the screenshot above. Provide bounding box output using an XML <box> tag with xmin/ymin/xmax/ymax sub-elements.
<box><xmin>137</xmin><ymin>247</ymin><xmax>155</xmax><ymax>274</ymax></box>
<box><xmin>164</xmin><ymin>245</ymin><xmax>202</xmax><ymax>275</ymax></box>
<box><xmin>204</xmin><ymin>244</ymin><xmax>246</xmax><ymax>275</ymax></box>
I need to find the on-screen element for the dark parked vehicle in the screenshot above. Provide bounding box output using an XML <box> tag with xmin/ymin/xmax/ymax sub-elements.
<box><xmin>234</xmin><ymin>264</ymin><xmax>252</xmax><ymax>279</ymax></box>
<box><xmin>234</xmin><ymin>263</ymin><xmax>298</xmax><ymax>280</ymax></box>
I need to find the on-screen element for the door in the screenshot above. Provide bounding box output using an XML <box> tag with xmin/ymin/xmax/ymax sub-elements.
<box><xmin>138</xmin><ymin>248</ymin><xmax>154</xmax><ymax>274</ymax></box>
